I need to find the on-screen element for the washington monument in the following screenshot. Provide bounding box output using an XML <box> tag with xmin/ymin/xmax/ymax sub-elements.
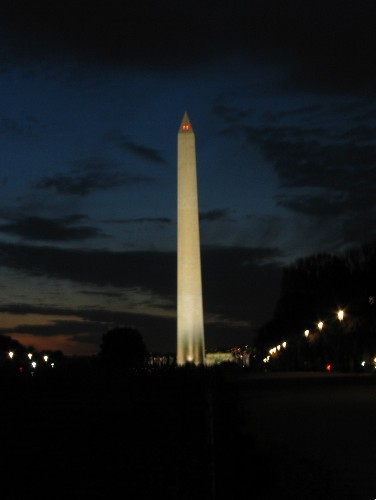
<box><xmin>177</xmin><ymin>112</ymin><xmax>205</xmax><ymax>365</ymax></box>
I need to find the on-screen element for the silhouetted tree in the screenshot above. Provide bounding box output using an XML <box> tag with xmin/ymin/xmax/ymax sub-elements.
<box><xmin>0</xmin><ymin>335</ymin><xmax>27</xmax><ymax>360</ymax></box>
<box><xmin>99</xmin><ymin>326</ymin><xmax>148</xmax><ymax>370</ymax></box>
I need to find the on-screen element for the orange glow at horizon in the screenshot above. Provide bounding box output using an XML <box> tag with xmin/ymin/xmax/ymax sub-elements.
<box><xmin>10</xmin><ymin>333</ymin><xmax>98</xmax><ymax>356</ymax></box>
<box><xmin>1</xmin><ymin>313</ymin><xmax>99</xmax><ymax>356</ymax></box>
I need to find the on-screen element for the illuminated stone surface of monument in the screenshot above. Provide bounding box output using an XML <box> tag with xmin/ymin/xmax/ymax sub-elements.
<box><xmin>177</xmin><ymin>112</ymin><xmax>205</xmax><ymax>365</ymax></box>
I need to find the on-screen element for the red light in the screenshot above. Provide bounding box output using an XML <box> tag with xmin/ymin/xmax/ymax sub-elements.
<box><xmin>19</xmin><ymin>367</ymin><xmax>23</xmax><ymax>373</ymax></box>
<box><xmin>326</xmin><ymin>364</ymin><xmax>332</xmax><ymax>371</ymax></box>
<box><xmin>182</xmin><ymin>124</ymin><xmax>189</xmax><ymax>131</ymax></box>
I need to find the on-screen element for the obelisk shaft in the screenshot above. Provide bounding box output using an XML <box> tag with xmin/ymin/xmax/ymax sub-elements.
<box><xmin>177</xmin><ymin>112</ymin><xmax>205</xmax><ymax>365</ymax></box>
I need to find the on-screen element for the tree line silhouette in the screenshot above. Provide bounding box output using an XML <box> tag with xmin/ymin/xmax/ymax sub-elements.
<box><xmin>255</xmin><ymin>239</ymin><xmax>376</xmax><ymax>371</ymax></box>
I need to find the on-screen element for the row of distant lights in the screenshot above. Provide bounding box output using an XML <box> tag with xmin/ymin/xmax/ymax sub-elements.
<box><xmin>262</xmin><ymin>312</ymin><xmax>345</xmax><ymax>364</ymax></box>
<box><xmin>304</xmin><ymin>309</ymin><xmax>344</xmax><ymax>338</ymax></box>
<box><xmin>263</xmin><ymin>341</ymin><xmax>287</xmax><ymax>364</ymax></box>
<box><xmin>263</xmin><ymin>311</ymin><xmax>345</xmax><ymax>364</ymax></box>
<box><xmin>361</xmin><ymin>358</ymin><xmax>376</xmax><ymax>369</ymax></box>
<box><xmin>263</xmin><ymin>309</ymin><xmax>376</xmax><ymax>369</ymax></box>
<box><xmin>8</xmin><ymin>351</ymin><xmax>55</xmax><ymax>369</ymax></box>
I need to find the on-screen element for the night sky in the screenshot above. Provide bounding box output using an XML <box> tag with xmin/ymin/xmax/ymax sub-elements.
<box><xmin>1</xmin><ymin>1</ymin><xmax>376</xmax><ymax>356</ymax></box>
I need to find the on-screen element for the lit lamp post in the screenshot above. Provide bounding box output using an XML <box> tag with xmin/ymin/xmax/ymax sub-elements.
<box><xmin>317</xmin><ymin>321</ymin><xmax>325</xmax><ymax>369</ymax></box>
<box><xmin>336</xmin><ymin>309</ymin><xmax>345</xmax><ymax>371</ymax></box>
<box><xmin>304</xmin><ymin>329</ymin><xmax>310</xmax><ymax>338</ymax></box>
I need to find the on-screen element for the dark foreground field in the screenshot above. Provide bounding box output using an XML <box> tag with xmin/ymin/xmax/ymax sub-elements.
<box><xmin>2</xmin><ymin>366</ymin><xmax>376</xmax><ymax>499</ymax></box>
<box><xmin>1</xmin><ymin>366</ymin><xmax>237</xmax><ymax>500</ymax></box>
<box><xmin>233</xmin><ymin>370</ymin><xmax>376</xmax><ymax>500</ymax></box>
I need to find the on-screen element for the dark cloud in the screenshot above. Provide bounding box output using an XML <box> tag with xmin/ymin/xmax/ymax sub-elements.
<box><xmin>212</xmin><ymin>104</ymin><xmax>253</xmax><ymax>125</ymax></box>
<box><xmin>213</xmin><ymin>99</ymin><xmax>376</xmax><ymax>250</ymax></box>
<box><xmin>0</xmin><ymin>241</ymin><xmax>283</xmax><ymax>328</ymax></box>
<box><xmin>278</xmin><ymin>192</ymin><xmax>376</xmax><ymax>248</ymax></box>
<box><xmin>0</xmin><ymin>303</ymin><xmax>171</xmax><ymax>336</ymax></box>
<box><xmin>36</xmin><ymin>171</ymin><xmax>148</xmax><ymax>196</ymax></box>
<box><xmin>107</xmin><ymin>133</ymin><xmax>166</xmax><ymax>164</ymax></box>
<box><xmin>261</xmin><ymin>105</ymin><xmax>324</xmax><ymax>123</ymax></box>
<box><xmin>0</xmin><ymin>115</ymin><xmax>36</xmax><ymax>137</ymax></box>
<box><xmin>202</xmin><ymin>246</ymin><xmax>283</xmax><ymax>324</ymax></box>
<box><xmin>277</xmin><ymin>194</ymin><xmax>348</xmax><ymax>218</ymax></box>
<box><xmin>1</xmin><ymin>1</ymin><xmax>224</xmax><ymax>68</ymax></box>
<box><xmin>285</xmin><ymin>2</ymin><xmax>376</xmax><ymax>94</ymax></box>
<box><xmin>104</xmin><ymin>217</ymin><xmax>172</xmax><ymax>225</ymax></box>
<box><xmin>0</xmin><ymin>304</ymin><xmax>74</xmax><ymax>317</ymax></box>
<box><xmin>36</xmin><ymin>157</ymin><xmax>152</xmax><ymax>196</ymax></box>
<box><xmin>0</xmin><ymin>241</ymin><xmax>176</xmax><ymax>296</ymax></box>
<box><xmin>341</xmin><ymin>212</ymin><xmax>376</xmax><ymax>246</ymax></box>
<box><xmin>72</xmin><ymin>158</ymin><xmax>113</xmax><ymax>171</ymax></box>
<box><xmin>0</xmin><ymin>214</ymin><xmax>104</xmax><ymax>242</ymax></box>
<box><xmin>341</xmin><ymin>125</ymin><xmax>376</xmax><ymax>143</ymax></box>
<box><xmin>200</xmin><ymin>209</ymin><xmax>232</xmax><ymax>222</ymax></box>
<box><xmin>79</xmin><ymin>290</ymin><xmax>124</xmax><ymax>298</ymax></box>
<box><xmin>241</xmin><ymin>110</ymin><xmax>376</xmax><ymax>219</ymax></box>
<box><xmin>2</xmin><ymin>1</ymin><xmax>376</xmax><ymax>93</ymax></box>
<box><xmin>353</xmin><ymin>108</ymin><xmax>376</xmax><ymax>122</ymax></box>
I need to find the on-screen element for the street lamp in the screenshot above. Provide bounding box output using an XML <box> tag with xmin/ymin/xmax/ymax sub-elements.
<box><xmin>304</xmin><ymin>329</ymin><xmax>309</xmax><ymax>338</ymax></box>
<box><xmin>337</xmin><ymin>309</ymin><xmax>344</xmax><ymax>321</ymax></box>
<box><xmin>8</xmin><ymin>351</ymin><xmax>14</xmax><ymax>359</ymax></box>
<box><xmin>318</xmin><ymin>321</ymin><xmax>324</xmax><ymax>331</ymax></box>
